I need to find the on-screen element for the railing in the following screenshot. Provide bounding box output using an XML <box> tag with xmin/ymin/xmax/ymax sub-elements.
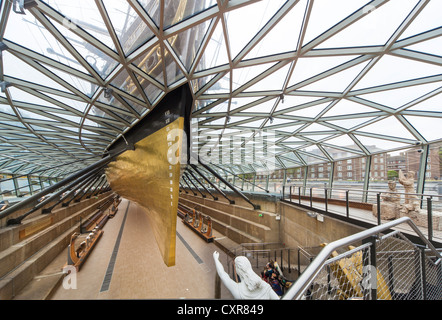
<box><xmin>219</xmin><ymin>242</ymin><xmax>299</xmax><ymax>297</ymax></box>
<box><xmin>282</xmin><ymin>185</ymin><xmax>442</xmax><ymax>243</ymax></box>
<box><xmin>227</xmin><ymin>242</ymin><xmax>297</xmax><ymax>276</ymax></box>
<box><xmin>282</xmin><ymin>217</ymin><xmax>442</xmax><ymax>300</ymax></box>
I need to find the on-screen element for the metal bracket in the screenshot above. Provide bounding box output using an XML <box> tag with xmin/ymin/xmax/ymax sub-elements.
<box><xmin>0</xmin><ymin>81</ymin><xmax>12</xmax><ymax>93</ymax></box>
<box><xmin>12</xmin><ymin>0</ymin><xmax>37</xmax><ymax>14</ymax></box>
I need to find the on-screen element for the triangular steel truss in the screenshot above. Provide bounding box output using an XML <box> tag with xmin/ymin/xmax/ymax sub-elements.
<box><xmin>0</xmin><ymin>0</ymin><xmax>441</xmax><ymax>178</ymax></box>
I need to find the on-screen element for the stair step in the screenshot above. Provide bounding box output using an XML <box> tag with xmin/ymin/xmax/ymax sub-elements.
<box><xmin>179</xmin><ymin>200</ymin><xmax>272</xmax><ymax>242</ymax></box>
<box><xmin>0</xmin><ymin>193</ymin><xmax>116</xmax><ymax>300</ymax></box>
<box><xmin>0</xmin><ymin>223</ymin><xmax>77</xmax><ymax>299</ymax></box>
<box><xmin>211</xmin><ymin>215</ymin><xmax>262</xmax><ymax>245</ymax></box>
<box><xmin>0</xmin><ymin>194</ymin><xmax>113</xmax><ymax>279</ymax></box>
<box><xmin>179</xmin><ymin>200</ymin><xmax>264</xmax><ymax>248</ymax></box>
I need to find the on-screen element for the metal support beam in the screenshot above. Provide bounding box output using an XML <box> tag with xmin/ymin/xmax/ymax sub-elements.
<box><xmin>40</xmin><ymin>168</ymin><xmax>103</xmax><ymax>214</ymax></box>
<box><xmin>62</xmin><ymin>171</ymin><xmax>100</xmax><ymax>207</ymax></box>
<box><xmin>181</xmin><ymin>175</ymin><xmax>197</xmax><ymax>196</ymax></box>
<box><xmin>2</xmin><ymin>153</ymin><xmax>119</xmax><ymax>224</ymax></box>
<box><xmin>416</xmin><ymin>144</ymin><xmax>429</xmax><ymax>196</ymax></box>
<box><xmin>302</xmin><ymin>166</ymin><xmax>308</xmax><ymax>196</ymax></box>
<box><xmin>89</xmin><ymin>176</ymin><xmax>107</xmax><ymax>198</ymax></box>
<box><xmin>187</xmin><ymin>169</ymin><xmax>217</xmax><ymax>200</ymax></box>
<box><xmin>197</xmin><ymin>158</ymin><xmax>260</xmax><ymax>210</ymax></box>
<box><xmin>184</xmin><ymin>172</ymin><xmax>206</xmax><ymax>198</ymax></box>
<box><xmin>362</xmin><ymin>155</ymin><xmax>372</xmax><ymax>203</ymax></box>
<box><xmin>75</xmin><ymin>175</ymin><xmax>103</xmax><ymax>202</ymax></box>
<box><xmin>328</xmin><ymin>162</ymin><xmax>335</xmax><ymax>198</ymax></box>
<box><xmin>209</xmin><ymin>162</ymin><xmax>269</xmax><ymax>193</ymax></box>
<box><xmin>190</xmin><ymin>164</ymin><xmax>234</xmax><ymax>204</ymax></box>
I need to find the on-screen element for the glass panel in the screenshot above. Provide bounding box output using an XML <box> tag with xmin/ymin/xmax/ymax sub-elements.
<box><xmin>2</xmin><ymin>52</ymin><xmax>71</xmax><ymax>93</ymax></box>
<box><xmin>307</xmin><ymin>163</ymin><xmax>332</xmax><ymax>189</ymax></box>
<box><xmin>288</xmin><ymin>56</ymin><xmax>358</xmax><ymax>89</ymax></box>
<box><xmin>302</xmin><ymin>0</ymin><xmax>368</xmax><ymax>45</ymax></box>
<box><xmin>225</xmin><ymin>0</ymin><xmax>286</xmax><ymax>59</ymax></box>
<box><xmin>0</xmin><ymin>174</ymin><xmax>15</xmax><ymax>201</ymax></box>
<box><xmin>366</xmin><ymin>145</ymin><xmax>421</xmax><ymax>203</ymax></box>
<box><xmin>244</xmin><ymin>63</ymin><xmax>291</xmax><ymax>92</ymax></box>
<box><xmin>94</xmin><ymin>90</ymin><xmax>138</xmax><ymax>124</ymax></box>
<box><xmin>406</xmin><ymin>37</ymin><xmax>442</xmax><ymax>58</ymax></box>
<box><xmin>353</xmin><ymin>116</ymin><xmax>419</xmax><ymax>142</ymax></box>
<box><xmin>244</xmin><ymin>0</ymin><xmax>306</xmax><ymax>60</ymax></box>
<box><xmin>204</xmin><ymin>73</ymin><xmax>230</xmax><ymax>94</ymax></box>
<box><xmin>110</xmin><ymin>67</ymin><xmax>144</xmax><ymax>100</ymax></box>
<box><xmin>16</xmin><ymin>176</ymin><xmax>30</xmax><ymax>196</ymax></box>
<box><xmin>132</xmin><ymin>44</ymin><xmax>165</xmax><ymax>85</ymax></box>
<box><xmin>353</xmin><ymin>134</ymin><xmax>414</xmax><ymax>152</ymax></box>
<box><xmin>286</xmin><ymin>166</ymin><xmax>305</xmax><ymax>185</ymax></box>
<box><xmin>43</xmin><ymin>92</ymin><xmax>88</xmax><ymax>113</ymax></box>
<box><xmin>232</xmin><ymin>63</ymin><xmax>274</xmax><ymax>91</ymax></box>
<box><xmin>398</xmin><ymin>0</ymin><xmax>442</xmax><ymax>40</ymax></box>
<box><xmin>163</xmin><ymin>0</ymin><xmax>217</xmax><ymax>28</ymax></box>
<box><xmin>167</xmin><ymin>19</ymin><xmax>211</xmax><ymax>71</ymax></box>
<box><xmin>0</xmin><ymin>102</ymin><xmax>15</xmax><ymax>115</ymax></box>
<box><xmin>229</xmin><ymin>96</ymin><xmax>267</xmax><ymax>113</ymax></box>
<box><xmin>357</xmin><ymin>82</ymin><xmax>442</xmax><ymax>110</ymax></box>
<box><xmin>45</xmin><ymin>16</ymin><xmax>119</xmax><ymax>78</ymax></box>
<box><xmin>299</xmin><ymin>61</ymin><xmax>370</xmax><ymax>93</ymax></box>
<box><xmin>163</xmin><ymin>47</ymin><xmax>185</xmax><ymax>85</ymax></box>
<box><xmin>317</xmin><ymin>0</ymin><xmax>420</xmax><ymax>48</ymax></box>
<box><xmin>43</xmin><ymin>64</ymin><xmax>99</xmax><ymax>97</ymax></box>
<box><xmin>45</xmin><ymin>0</ymin><xmax>116</xmax><ymax>50</ymax></box>
<box><xmin>103</xmin><ymin>0</ymin><xmax>155</xmax><ymax>55</ymax></box>
<box><xmin>332</xmin><ymin>157</ymin><xmax>365</xmax><ymax>202</ymax></box>
<box><xmin>195</xmin><ymin>19</ymin><xmax>228</xmax><ymax>72</ymax></box>
<box><xmin>423</xmin><ymin>143</ymin><xmax>442</xmax><ymax>215</ymax></box>
<box><xmin>353</xmin><ymin>55</ymin><xmax>442</xmax><ymax>91</ymax></box>
<box><xmin>403</xmin><ymin>116</ymin><xmax>442</xmax><ymax>143</ymax></box>
<box><xmin>136</xmin><ymin>0</ymin><xmax>160</xmax><ymax>27</ymax></box>
<box><xmin>4</xmin><ymin>12</ymin><xmax>88</xmax><ymax>73</ymax></box>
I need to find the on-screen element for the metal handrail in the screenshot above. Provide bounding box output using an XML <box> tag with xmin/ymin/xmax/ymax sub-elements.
<box><xmin>285</xmin><ymin>184</ymin><xmax>438</xmax><ymax>200</ymax></box>
<box><xmin>282</xmin><ymin>216</ymin><xmax>442</xmax><ymax>300</ymax></box>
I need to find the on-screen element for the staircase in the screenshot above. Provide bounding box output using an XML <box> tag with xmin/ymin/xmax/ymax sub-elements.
<box><xmin>0</xmin><ymin>191</ymin><xmax>115</xmax><ymax>300</ymax></box>
<box><xmin>179</xmin><ymin>192</ymin><xmax>280</xmax><ymax>253</ymax></box>
<box><xmin>282</xmin><ymin>217</ymin><xmax>442</xmax><ymax>300</ymax></box>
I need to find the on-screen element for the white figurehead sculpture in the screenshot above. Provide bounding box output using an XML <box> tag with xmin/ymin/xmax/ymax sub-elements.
<box><xmin>213</xmin><ymin>251</ymin><xmax>279</xmax><ymax>299</ymax></box>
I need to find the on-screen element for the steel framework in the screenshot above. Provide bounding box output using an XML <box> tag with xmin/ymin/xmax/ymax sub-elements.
<box><xmin>0</xmin><ymin>0</ymin><xmax>440</xmax><ymax>186</ymax></box>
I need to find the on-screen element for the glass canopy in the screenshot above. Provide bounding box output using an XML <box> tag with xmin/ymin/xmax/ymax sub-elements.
<box><xmin>0</xmin><ymin>0</ymin><xmax>441</xmax><ymax>180</ymax></box>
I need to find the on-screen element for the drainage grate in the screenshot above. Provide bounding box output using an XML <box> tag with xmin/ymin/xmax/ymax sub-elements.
<box><xmin>100</xmin><ymin>201</ymin><xmax>130</xmax><ymax>292</ymax></box>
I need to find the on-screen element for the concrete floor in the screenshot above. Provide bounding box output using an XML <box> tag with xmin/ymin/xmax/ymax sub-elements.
<box><xmin>41</xmin><ymin>198</ymin><xmax>234</xmax><ymax>300</ymax></box>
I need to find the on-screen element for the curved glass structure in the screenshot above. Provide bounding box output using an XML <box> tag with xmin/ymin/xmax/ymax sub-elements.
<box><xmin>0</xmin><ymin>0</ymin><xmax>441</xmax><ymax>200</ymax></box>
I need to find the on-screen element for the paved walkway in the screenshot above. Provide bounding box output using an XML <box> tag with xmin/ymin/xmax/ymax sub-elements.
<box><xmin>284</xmin><ymin>198</ymin><xmax>442</xmax><ymax>243</ymax></box>
<box><xmin>41</xmin><ymin>198</ymin><xmax>234</xmax><ymax>300</ymax></box>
